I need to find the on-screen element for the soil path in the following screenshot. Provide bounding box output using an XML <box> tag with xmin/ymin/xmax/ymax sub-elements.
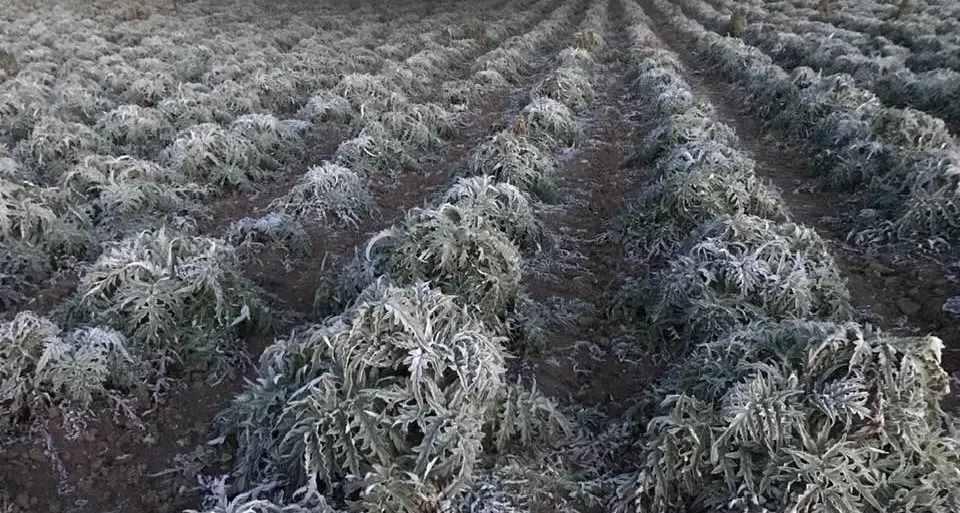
<box><xmin>528</xmin><ymin>0</ymin><xmax>660</xmax><ymax>416</ymax></box>
<box><xmin>638</xmin><ymin>0</ymin><xmax>960</xmax><ymax>380</ymax></box>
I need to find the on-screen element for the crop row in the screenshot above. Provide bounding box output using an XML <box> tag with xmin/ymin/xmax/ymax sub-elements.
<box><xmin>603</xmin><ymin>1</ymin><xmax>960</xmax><ymax>511</ymax></box>
<box><xmin>260</xmin><ymin>0</ymin><xmax>579</xmax><ymax>224</ymax></box>
<box><xmin>0</xmin><ymin>0</ymin><xmax>559</xmax><ymax>407</ymax></box>
<box><xmin>221</xmin><ymin>0</ymin><xmax>586</xmax><ymax>263</ymax></box>
<box><xmin>0</xmin><ymin>0</ymin><xmax>469</xmax><ymax>143</ymax></box>
<box><xmin>792</xmin><ymin>0</ymin><xmax>960</xmax><ymax>72</ymax></box>
<box><xmin>650</xmin><ymin>0</ymin><xmax>960</xmax><ymax>250</ymax></box>
<box><xmin>715</xmin><ymin>0</ymin><xmax>960</xmax><ymax>73</ymax></box>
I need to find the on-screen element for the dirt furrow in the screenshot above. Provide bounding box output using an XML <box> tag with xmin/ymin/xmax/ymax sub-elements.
<box><xmin>528</xmin><ymin>0</ymin><xmax>658</xmax><ymax>416</ymax></box>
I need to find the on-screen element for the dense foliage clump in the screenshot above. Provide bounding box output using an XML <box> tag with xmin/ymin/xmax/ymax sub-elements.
<box><xmin>317</xmin><ymin>203</ymin><xmax>524</xmax><ymax>326</ymax></box>
<box><xmin>623</xmin><ymin>214</ymin><xmax>852</xmax><ymax>349</ymax></box>
<box><xmin>68</xmin><ymin>228</ymin><xmax>271</xmax><ymax>380</ymax></box>
<box><xmin>617</xmin><ymin>320</ymin><xmax>960</xmax><ymax>513</ymax></box>
<box><xmin>214</xmin><ymin>281</ymin><xmax>567</xmax><ymax>512</ymax></box>
<box><xmin>0</xmin><ymin>311</ymin><xmax>133</xmax><ymax>428</ymax></box>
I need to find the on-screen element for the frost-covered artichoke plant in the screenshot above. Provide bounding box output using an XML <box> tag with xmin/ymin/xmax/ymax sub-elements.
<box><xmin>623</xmin><ymin>214</ymin><xmax>852</xmax><ymax>349</ymax></box>
<box><xmin>616</xmin><ymin>142</ymin><xmax>787</xmax><ymax>263</ymax></box>
<box><xmin>0</xmin><ymin>177</ymin><xmax>93</xmax><ymax>307</ymax></box>
<box><xmin>334</xmin><ymin>123</ymin><xmax>421</xmax><ymax>177</ymax></box>
<box><xmin>375</xmin><ymin>102</ymin><xmax>454</xmax><ymax>149</ymax></box>
<box><xmin>268</xmin><ymin>162</ymin><xmax>378</xmax><ymax>225</ymax></box>
<box><xmin>556</xmin><ymin>47</ymin><xmax>595</xmax><ymax>70</ymax></box>
<box><xmin>472</xmin><ymin>69</ymin><xmax>510</xmax><ymax>90</ymax></box>
<box><xmin>441</xmin><ymin>175</ymin><xmax>552</xmax><ymax>256</ymax></box>
<box><xmin>467</xmin><ymin>131</ymin><xmax>558</xmax><ymax>203</ymax></box>
<box><xmin>472</xmin><ymin>47</ymin><xmax>528</xmax><ymax>83</ymax></box>
<box><xmin>50</xmin><ymin>77</ymin><xmax>117</xmax><ymax>126</ymax></box>
<box><xmin>318</xmin><ymin>204</ymin><xmax>524</xmax><ymax>326</ymax></box>
<box><xmin>224</xmin><ymin>214</ymin><xmax>312</xmax><ymax>258</ymax></box>
<box><xmin>125</xmin><ymin>71</ymin><xmax>176</xmax><ymax>107</ymax></box>
<box><xmin>531</xmin><ymin>66</ymin><xmax>594</xmax><ymax>113</ymax></box>
<box><xmin>518</xmin><ymin>97</ymin><xmax>583</xmax><ymax>148</ymax></box>
<box><xmin>228</xmin><ymin>113</ymin><xmax>311</xmax><ymax>170</ymax></box>
<box><xmin>246</xmin><ymin>68</ymin><xmax>311</xmax><ymax>114</ymax></box>
<box><xmin>214</xmin><ymin>281</ymin><xmax>567</xmax><ymax>512</ymax></box>
<box><xmin>638</xmin><ymin>107</ymin><xmax>739</xmax><ymax>164</ymax></box>
<box><xmin>333</xmin><ymin>72</ymin><xmax>397</xmax><ymax>108</ymax></box>
<box><xmin>629</xmin><ymin>59</ymin><xmax>700</xmax><ymax>118</ymax></box>
<box><xmin>0</xmin><ymin>145</ymin><xmax>25</xmax><ymax>180</ymax></box>
<box><xmin>95</xmin><ymin>104</ymin><xmax>177</xmax><ymax>158</ymax></box>
<box><xmin>157</xmin><ymin>87</ymin><xmax>220</xmax><ymax>130</ymax></box>
<box><xmin>0</xmin><ymin>78</ymin><xmax>47</xmax><ymax>143</ymax></box>
<box><xmin>68</xmin><ymin>228</ymin><xmax>271</xmax><ymax>380</ymax></box>
<box><xmin>616</xmin><ymin>320</ymin><xmax>960</xmax><ymax>513</ymax></box>
<box><xmin>330</xmin><ymin>98</ymin><xmax>453</xmax><ymax>176</ymax></box>
<box><xmin>296</xmin><ymin>90</ymin><xmax>355</xmax><ymax>124</ymax></box>
<box><xmin>14</xmin><ymin>115</ymin><xmax>108</xmax><ymax>178</ymax></box>
<box><xmin>185</xmin><ymin>488</ymin><xmax>345</xmax><ymax>513</ymax></box>
<box><xmin>61</xmin><ymin>154</ymin><xmax>208</xmax><ymax>227</ymax></box>
<box><xmin>0</xmin><ymin>311</ymin><xmax>134</xmax><ymax>428</ymax></box>
<box><xmin>162</xmin><ymin>122</ymin><xmax>266</xmax><ymax>192</ymax></box>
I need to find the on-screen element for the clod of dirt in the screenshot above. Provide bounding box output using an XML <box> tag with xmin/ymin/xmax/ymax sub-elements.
<box><xmin>15</xmin><ymin>493</ymin><xmax>32</xmax><ymax>509</ymax></box>
<box><xmin>896</xmin><ymin>298</ymin><xmax>922</xmax><ymax>316</ymax></box>
<box><xmin>27</xmin><ymin>447</ymin><xmax>45</xmax><ymax>462</ymax></box>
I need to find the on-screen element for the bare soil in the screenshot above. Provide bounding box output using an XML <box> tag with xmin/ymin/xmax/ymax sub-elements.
<box><xmin>639</xmin><ymin>0</ymin><xmax>960</xmax><ymax>387</ymax></box>
<box><xmin>529</xmin><ymin>9</ymin><xmax>662</xmax><ymax>416</ymax></box>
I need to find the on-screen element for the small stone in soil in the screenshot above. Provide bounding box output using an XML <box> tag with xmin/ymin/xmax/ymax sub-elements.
<box><xmin>28</xmin><ymin>447</ymin><xmax>45</xmax><ymax>462</ymax></box>
<box><xmin>15</xmin><ymin>493</ymin><xmax>31</xmax><ymax>509</ymax></box>
<box><xmin>896</xmin><ymin>298</ymin><xmax>922</xmax><ymax>316</ymax></box>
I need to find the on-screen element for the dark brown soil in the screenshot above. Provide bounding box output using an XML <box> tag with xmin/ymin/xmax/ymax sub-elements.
<box><xmin>0</xmin><ymin>374</ymin><xmax>238</xmax><ymax>513</ymax></box>
<box><xmin>639</xmin><ymin>0</ymin><xmax>960</xmax><ymax>386</ymax></box>
<box><xmin>528</xmin><ymin>23</ymin><xmax>661</xmax><ymax>415</ymax></box>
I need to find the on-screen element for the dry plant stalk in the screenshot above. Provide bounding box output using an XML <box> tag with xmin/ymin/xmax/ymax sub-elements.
<box><xmin>894</xmin><ymin>0</ymin><xmax>913</xmax><ymax>19</ymax></box>
<box><xmin>818</xmin><ymin>0</ymin><xmax>834</xmax><ymax>17</ymax></box>
<box><xmin>0</xmin><ymin>48</ymin><xmax>18</xmax><ymax>81</ymax></box>
<box><xmin>513</xmin><ymin>117</ymin><xmax>529</xmax><ymax>137</ymax></box>
<box><xmin>726</xmin><ymin>4</ymin><xmax>748</xmax><ymax>35</ymax></box>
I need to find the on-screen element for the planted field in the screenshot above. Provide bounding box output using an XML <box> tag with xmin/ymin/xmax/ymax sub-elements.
<box><xmin>2</xmin><ymin>0</ymin><xmax>960</xmax><ymax>512</ymax></box>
